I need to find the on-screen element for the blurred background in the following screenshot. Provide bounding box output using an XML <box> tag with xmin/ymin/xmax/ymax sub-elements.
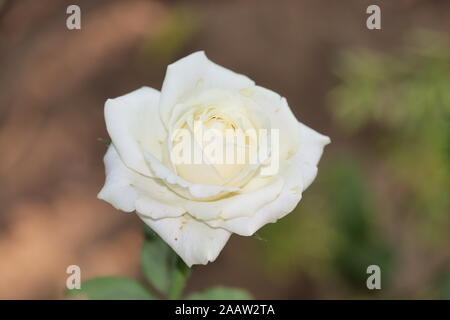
<box><xmin>0</xmin><ymin>0</ymin><xmax>449</xmax><ymax>299</ymax></box>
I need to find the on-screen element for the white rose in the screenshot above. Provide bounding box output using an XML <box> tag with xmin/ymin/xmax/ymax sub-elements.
<box><xmin>98</xmin><ymin>51</ymin><xmax>330</xmax><ymax>266</ymax></box>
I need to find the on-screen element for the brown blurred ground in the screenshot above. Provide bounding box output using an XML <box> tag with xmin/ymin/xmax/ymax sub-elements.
<box><xmin>0</xmin><ymin>0</ymin><xmax>449</xmax><ymax>299</ymax></box>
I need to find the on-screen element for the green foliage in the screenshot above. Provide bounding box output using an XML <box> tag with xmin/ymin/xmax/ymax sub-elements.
<box><xmin>326</xmin><ymin>161</ymin><xmax>393</xmax><ymax>289</ymax></box>
<box><xmin>66</xmin><ymin>277</ymin><xmax>155</xmax><ymax>300</ymax></box>
<box><xmin>330</xmin><ymin>30</ymin><xmax>450</xmax><ymax>134</ymax></box>
<box><xmin>67</xmin><ymin>224</ymin><xmax>251</xmax><ymax>300</ymax></box>
<box><xmin>141</xmin><ymin>224</ymin><xmax>191</xmax><ymax>299</ymax></box>
<box><xmin>331</xmin><ymin>29</ymin><xmax>450</xmax><ymax>246</ymax></box>
<box><xmin>328</xmin><ymin>162</ymin><xmax>373</xmax><ymax>243</ymax></box>
<box><xmin>329</xmin><ymin>29</ymin><xmax>450</xmax><ymax>295</ymax></box>
<box><xmin>187</xmin><ymin>287</ymin><xmax>252</xmax><ymax>300</ymax></box>
<box><xmin>141</xmin><ymin>234</ymin><xmax>174</xmax><ymax>294</ymax></box>
<box><xmin>168</xmin><ymin>256</ymin><xmax>191</xmax><ymax>300</ymax></box>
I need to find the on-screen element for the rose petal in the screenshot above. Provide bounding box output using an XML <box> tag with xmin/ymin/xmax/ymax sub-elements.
<box><xmin>185</xmin><ymin>176</ymin><xmax>283</xmax><ymax>221</ymax></box>
<box><xmin>159</xmin><ymin>51</ymin><xmax>255</xmax><ymax>127</ymax></box>
<box><xmin>143</xmin><ymin>151</ymin><xmax>239</xmax><ymax>201</ymax></box>
<box><xmin>139</xmin><ymin>214</ymin><xmax>231</xmax><ymax>267</ymax></box>
<box><xmin>98</xmin><ymin>146</ymin><xmax>186</xmax><ymax>219</ymax></box>
<box><xmin>297</xmin><ymin>122</ymin><xmax>331</xmax><ymax>167</ymax></box>
<box><xmin>204</xmin><ymin>159</ymin><xmax>303</xmax><ymax>236</ymax></box>
<box><xmin>243</xmin><ymin>86</ymin><xmax>302</xmax><ymax>162</ymax></box>
<box><xmin>104</xmin><ymin>87</ymin><xmax>166</xmax><ymax>177</ymax></box>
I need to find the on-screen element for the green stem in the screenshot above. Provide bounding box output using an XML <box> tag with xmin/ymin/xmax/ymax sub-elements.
<box><xmin>167</xmin><ymin>258</ymin><xmax>191</xmax><ymax>300</ymax></box>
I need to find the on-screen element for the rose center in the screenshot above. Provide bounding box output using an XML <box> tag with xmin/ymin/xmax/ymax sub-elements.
<box><xmin>171</xmin><ymin>109</ymin><xmax>257</xmax><ymax>187</ymax></box>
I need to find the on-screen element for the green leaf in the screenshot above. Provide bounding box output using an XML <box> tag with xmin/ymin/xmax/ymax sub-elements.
<box><xmin>140</xmin><ymin>225</ymin><xmax>191</xmax><ymax>298</ymax></box>
<box><xmin>168</xmin><ymin>256</ymin><xmax>190</xmax><ymax>300</ymax></box>
<box><xmin>65</xmin><ymin>276</ymin><xmax>155</xmax><ymax>300</ymax></box>
<box><xmin>141</xmin><ymin>237</ymin><xmax>173</xmax><ymax>294</ymax></box>
<box><xmin>142</xmin><ymin>224</ymin><xmax>158</xmax><ymax>240</ymax></box>
<box><xmin>186</xmin><ymin>287</ymin><xmax>252</xmax><ymax>300</ymax></box>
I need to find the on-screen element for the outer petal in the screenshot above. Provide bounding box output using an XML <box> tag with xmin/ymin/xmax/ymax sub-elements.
<box><xmin>159</xmin><ymin>51</ymin><xmax>255</xmax><ymax>126</ymax></box>
<box><xmin>139</xmin><ymin>214</ymin><xmax>231</xmax><ymax>267</ymax></box>
<box><xmin>205</xmin><ymin>155</ymin><xmax>304</xmax><ymax>236</ymax></box>
<box><xmin>296</xmin><ymin>122</ymin><xmax>330</xmax><ymax>189</ymax></box>
<box><xmin>104</xmin><ymin>87</ymin><xmax>166</xmax><ymax>177</ymax></box>
<box><xmin>240</xmin><ymin>86</ymin><xmax>302</xmax><ymax>162</ymax></box>
<box><xmin>184</xmin><ymin>176</ymin><xmax>283</xmax><ymax>221</ymax></box>
<box><xmin>245</xmin><ymin>85</ymin><xmax>330</xmax><ymax>187</ymax></box>
<box><xmin>98</xmin><ymin>146</ymin><xmax>186</xmax><ymax>219</ymax></box>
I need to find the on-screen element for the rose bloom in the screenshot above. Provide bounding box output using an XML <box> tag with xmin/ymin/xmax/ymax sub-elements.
<box><xmin>98</xmin><ymin>52</ymin><xmax>330</xmax><ymax>266</ymax></box>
